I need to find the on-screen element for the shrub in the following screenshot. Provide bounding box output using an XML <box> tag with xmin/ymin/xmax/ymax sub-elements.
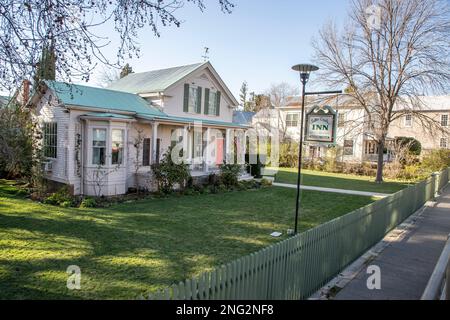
<box><xmin>421</xmin><ymin>149</ymin><xmax>450</xmax><ymax>173</ymax></box>
<box><xmin>151</xmin><ymin>146</ymin><xmax>191</xmax><ymax>194</ymax></box>
<box><xmin>80</xmin><ymin>197</ymin><xmax>97</xmax><ymax>208</ymax></box>
<box><xmin>219</xmin><ymin>163</ymin><xmax>242</xmax><ymax>187</ymax></box>
<box><xmin>260</xmin><ymin>178</ymin><xmax>272</xmax><ymax>187</ymax></box>
<box><xmin>43</xmin><ymin>186</ymin><xmax>75</xmax><ymax>206</ymax></box>
<box><xmin>279</xmin><ymin>143</ymin><xmax>299</xmax><ymax>168</ymax></box>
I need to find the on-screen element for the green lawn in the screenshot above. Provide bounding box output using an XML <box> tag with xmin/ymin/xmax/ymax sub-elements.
<box><xmin>0</xmin><ymin>180</ymin><xmax>375</xmax><ymax>299</ymax></box>
<box><xmin>273</xmin><ymin>168</ymin><xmax>411</xmax><ymax>194</ymax></box>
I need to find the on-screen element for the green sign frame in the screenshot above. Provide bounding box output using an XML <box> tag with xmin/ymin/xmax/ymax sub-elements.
<box><xmin>304</xmin><ymin>105</ymin><xmax>337</xmax><ymax>144</ymax></box>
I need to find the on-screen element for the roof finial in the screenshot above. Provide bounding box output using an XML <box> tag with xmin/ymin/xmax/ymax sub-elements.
<box><xmin>202</xmin><ymin>47</ymin><xmax>210</xmax><ymax>62</ymax></box>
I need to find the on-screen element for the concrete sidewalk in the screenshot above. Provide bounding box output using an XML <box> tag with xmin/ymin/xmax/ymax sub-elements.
<box><xmin>330</xmin><ymin>186</ymin><xmax>450</xmax><ymax>300</ymax></box>
<box><xmin>272</xmin><ymin>182</ymin><xmax>390</xmax><ymax>198</ymax></box>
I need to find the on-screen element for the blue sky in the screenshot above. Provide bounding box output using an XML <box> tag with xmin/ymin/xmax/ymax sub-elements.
<box><xmin>1</xmin><ymin>1</ymin><xmax>350</xmax><ymax>97</ymax></box>
<box><xmin>88</xmin><ymin>0</ymin><xmax>350</xmax><ymax>97</ymax></box>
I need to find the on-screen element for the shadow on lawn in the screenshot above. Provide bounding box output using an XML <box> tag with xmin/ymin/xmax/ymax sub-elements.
<box><xmin>0</xmin><ymin>194</ymin><xmax>286</xmax><ymax>299</ymax></box>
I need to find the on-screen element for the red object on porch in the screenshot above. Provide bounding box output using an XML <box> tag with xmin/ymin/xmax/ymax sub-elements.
<box><xmin>216</xmin><ymin>138</ymin><xmax>224</xmax><ymax>165</ymax></box>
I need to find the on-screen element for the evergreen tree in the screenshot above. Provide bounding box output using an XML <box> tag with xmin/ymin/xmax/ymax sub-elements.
<box><xmin>120</xmin><ymin>63</ymin><xmax>133</xmax><ymax>78</ymax></box>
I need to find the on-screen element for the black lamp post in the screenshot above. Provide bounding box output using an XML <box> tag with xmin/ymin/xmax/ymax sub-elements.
<box><xmin>292</xmin><ymin>63</ymin><xmax>319</xmax><ymax>234</ymax></box>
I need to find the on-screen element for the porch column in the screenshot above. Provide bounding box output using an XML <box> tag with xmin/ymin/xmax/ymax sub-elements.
<box><xmin>183</xmin><ymin>125</ymin><xmax>189</xmax><ymax>162</ymax></box>
<box><xmin>225</xmin><ymin>128</ymin><xmax>232</xmax><ymax>164</ymax></box>
<box><xmin>204</xmin><ymin>128</ymin><xmax>211</xmax><ymax>172</ymax></box>
<box><xmin>152</xmin><ymin>122</ymin><xmax>159</xmax><ymax>163</ymax></box>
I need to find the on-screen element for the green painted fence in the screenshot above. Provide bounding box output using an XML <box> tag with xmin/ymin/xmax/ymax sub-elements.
<box><xmin>145</xmin><ymin>168</ymin><xmax>450</xmax><ymax>300</ymax></box>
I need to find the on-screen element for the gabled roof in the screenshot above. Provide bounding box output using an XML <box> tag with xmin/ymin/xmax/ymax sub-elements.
<box><xmin>233</xmin><ymin>111</ymin><xmax>256</xmax><ymax>125</ymax></box>
<box><xmin>44</xmin><ymin>80</ymin><xmax>165</xmax><ymax>116</ymax></box>
<box><xmin>107</xmin><ymin>61</ymin><xmax>239</xmax><ymax>106</ymax></box>
<box><xmin>107</xmin><ymin>63</ymin><xmax>205</xmax><ymax>94</ymax></box>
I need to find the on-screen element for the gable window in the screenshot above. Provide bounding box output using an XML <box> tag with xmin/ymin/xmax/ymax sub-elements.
<box><xmin>286</xmin><ymin>113</ymin><xmax>299</xmax><ymax>127</ymax></box>
<box><xmin>338</xmin><ymin>112</ymin><xmax>345</xmax><ymax>128</ymax></box>
<box><xmin>441</xmin><ymin>114</ymin><xmax>448</xmax><ymax>127</ymax></box>
<box><xmin>184</xmin><ymin>84</ymin><xmax>202</xmax><ymax>114</ymax></box>
<box><xmin>204</xmin><ymin>88</ymin><xmax>221</xmax><ymax>116</ymax></box>
<box><xmin>344</xmin><ymin>140</ymin><xmax>354</xmax><ymax>156</ymax></box>
<box><xmin>43</xmin><ymin>122</ymin><xmax>57</xmax><ymax>158</ymax></box>
<box><xmin>208</xmin><ymin>90</ymin><xmax>217</xmax><ymax>115</ymax></box>
<box><xmin>92</xmin><ymin>128</ymin><xmax>106</xmax><ymax>165</ymax></box>
<box><xmin>440</xmin><ymin>137</ymin><xmax>448</xmax><ymax>149</ymax></box>
<box><xmin>111</xmin><ymin>129</ymin><xmax>124</xmax><ymax>165</ymax></box>
<box><xmin>142</xmin><ymin>138</ymin><xmax>151</xmax><ymax>166</ymax></box>
<box><xmin>404</xmin><ymin>114</ymin><xmax>412</xmax><ymax>127</ymax></box>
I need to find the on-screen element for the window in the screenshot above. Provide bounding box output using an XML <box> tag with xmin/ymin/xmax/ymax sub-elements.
<box><xmin>208</xmin><ymin>90</ymin><xmax>217</xmax><ymax>115</ymax></box>
<box><xmin>441</xmin><ymin>114</ymin><xmax>448</xmax><ymax>127</ymax></box>
<box><xmin>440</xmin><ymin>138</ymin><xmax>448</xmax><ymax>149</ymax></box>
<box><xmin>365</xmin><ymin>141</ymin><xmax>378</xmax><ymax>154</ymax></box>
<box><xmin>344</xmin><ymin>140</ymin><xmax>354</xmax><ymax>156</ymax></box>
<box><xmin>404</xmin><ymin>114</ymin><xmax>412</xmax><ymax>127</ymax></box>
<box><xmin>142</xmin><ymin>138</ymin><xmax>151</xmax><ymax>166</ymax></box>
<box><xmin>92</xmin><ymin>129</ymin><xmax>106</xmax><ymax>165</ymax></box>
<box><xmin>192</xmin><ymin>131</ymin><xmax>203</xmax><ymax>159</ymax></box>
<box><xmin>111</xmin><ymin>129</ymin><xmax>124</xmax><ymax>165</ymax></box>
<box><xmin>188</xmin><ymin>86</ymin><xmax>199</xmax><ymax>113</ymax></box>
<box><xmin>43</xmin><ymin>122</ymin><xmax>57</xmax><ymax>158</ymax></box>
<box><xmin>338</xmin><ymin>112</ymin><xmax>345</xmax><ymax>128</ymax></box>
<box><xmin>286</xmin><ymin>113</ymin><xmax>299</xmax><ymax>127</ymax></box>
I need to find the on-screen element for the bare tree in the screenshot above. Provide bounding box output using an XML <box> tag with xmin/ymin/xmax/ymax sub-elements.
<box><xmin>0</xmin><ymin>0</ymin><xmax>234</xmax><ymax>92</ymax></box>
<box><xmin>266</xmin><ymin>82</ymin><xmax>299</xmax><ymax>141</ymax></box>
<box><xmin>96</xmin><ymin>66</ymin><xmax>120</xmax><ymax>88</ymax></box>
<box><xmin>312</xmin><ymin>0</ymin><xmax>450</xmax><ymax>182</ymax></box>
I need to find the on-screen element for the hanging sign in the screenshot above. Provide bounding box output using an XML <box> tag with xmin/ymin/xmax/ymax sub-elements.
<box><xmin>305</xmin><ymin>105</ymin><xmax>337</xmax><ymax>143</ymax></box>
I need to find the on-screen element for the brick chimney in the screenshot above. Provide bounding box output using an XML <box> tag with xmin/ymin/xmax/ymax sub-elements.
<box><xmin>22</xmin><ymin>79</ymin><xmax>30</xmax><ymax>107</ymax></box>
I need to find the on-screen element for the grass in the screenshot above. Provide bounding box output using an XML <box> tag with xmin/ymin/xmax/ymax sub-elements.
<box><xmin>0</xmin><ymin>179</ymin><xmax>375</xmax><ymax>299</ymax></box>
<box><xmin>273</xmin><ymin>168</ymin><xmax>411</xmax><ymax>194</ymax></box>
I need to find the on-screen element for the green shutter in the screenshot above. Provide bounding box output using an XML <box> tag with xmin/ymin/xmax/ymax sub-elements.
<box><xmin>196</xmin><ymin>87</ymin><xmax>202</xmax><ymax>113</ymax></box>
<box><xmin>204</xmin><ymin>88</ymin><xmax>210</xmax><ymax>115</ymax></box>
<box><xmin>215</xmin><ymin>91</ymin><xmax>221</xmax><ymax>116</ymax></box>
<box><xmin>183</xmin><ymin>83</ymin><xmax>189</xmax><ymax>112</ymax></box>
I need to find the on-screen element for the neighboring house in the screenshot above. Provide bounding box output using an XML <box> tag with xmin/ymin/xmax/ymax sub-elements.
<box><xmin>232</xmin><ymin>111</ymin><xmax>255</xmax><ymax>126</ymax></box>
<box><xmin>27</xmin><ymin>62</ymin><xmax>248</xmax><ymax>196</ymax></box>
<box><xmin>0</xmin><ymin>95</ymin><xmax>10</xmax><ymax>108</ymax></box>
<box><xmin>389</xmin><ymin>96</ymin><xmax>450</xmax><ymax>153</ymax></box>
<box><xmin>253</xmin><ymin>94</ymin><xmax>450</xmax><ymax>163</ymax></box>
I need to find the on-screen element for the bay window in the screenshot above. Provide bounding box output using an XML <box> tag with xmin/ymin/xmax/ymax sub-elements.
<box><xmin>92</xmin><ymin>128</ymin><xmax>106</xmax><ymax>165</ymax></box>
<box><xmin>111</xmin><ymin>129</ymin><xmax>124</xmax><ymax>165</ymax></box>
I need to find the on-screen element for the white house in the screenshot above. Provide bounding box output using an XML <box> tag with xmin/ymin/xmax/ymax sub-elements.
<box><xmin>253</xmin><ymin>94</ymin><xmax>450</xmax><ymax>163</ymax></box>
<box><xmin>28</xmin><ymin>62</ymin><xmax>249</xmax><ymax>196</ymax></box>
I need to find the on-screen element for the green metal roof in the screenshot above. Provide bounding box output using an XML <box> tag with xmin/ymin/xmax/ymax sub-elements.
<box><xmin>137</xmin><ymin>113</ymin><xmax>249</xmax><ymax>128</ymax></box>
<box><xmin>107</xmin><ymin>63</ymin><xmax>205</xmax><ymax>94</ymax></box>
<box><xmin>45</xmin><ymin>80</ymin><xmax>165</xmax><ymax>117</ymax></box>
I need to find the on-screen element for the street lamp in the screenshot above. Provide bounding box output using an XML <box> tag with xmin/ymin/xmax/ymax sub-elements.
<box><xmin>292</xmin><ymin>63</ymin><xmax>319</xmax><ymax>234</ymax></box>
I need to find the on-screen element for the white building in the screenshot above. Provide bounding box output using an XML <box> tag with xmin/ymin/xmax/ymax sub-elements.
<box><xmin>252</xmin><ymin>95</ymin><xmax>450</xmax><ymax>163</ymax></box>
<box><xmin>27</xmin><ymin>62</ymin><xmax>249</xmax><ymax>196</ymax></box>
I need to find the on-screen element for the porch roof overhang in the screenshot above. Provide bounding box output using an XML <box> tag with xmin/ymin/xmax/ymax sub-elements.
<box><xmin>79</xmin><ymin>112</ymin><xmax>136</xmax><ymax>122</ymax></box>
<box><xmin>136</xmin><ymin>113</ymin><xmax>250</xmax><ymax>129</ymax></box>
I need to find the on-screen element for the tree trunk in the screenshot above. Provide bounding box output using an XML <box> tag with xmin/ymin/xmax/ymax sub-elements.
<box><xmin>375</xmin><ymin>139</ymin><xmax>385</xmax><ymax>183</ymax></box>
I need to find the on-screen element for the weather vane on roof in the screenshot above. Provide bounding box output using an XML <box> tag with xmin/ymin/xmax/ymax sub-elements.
<box><xmin>202</xmin><ymin>47</ymin><xmax>210</xmax><ymax>61</ymax></box>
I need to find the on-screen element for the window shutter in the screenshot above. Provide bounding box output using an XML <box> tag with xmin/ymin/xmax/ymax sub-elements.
<box><xmin>183</xmin><ymin>83</ymin><xmax>189</xmax><ymax>112</ymax></box>
<box><xmin>196</xmin><ymin>87</ymin><xmax>202</xmax><ymax>113</ymax></box>
<box><xmin>215</xmin><ymin>91</ymin><xmax>221</xmax><ymax>116</ymax></box>
<box><xmin>204</xmin><ymin>88</ymin><xmax>210</xmax><ymax>115</ymax></box>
